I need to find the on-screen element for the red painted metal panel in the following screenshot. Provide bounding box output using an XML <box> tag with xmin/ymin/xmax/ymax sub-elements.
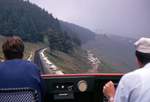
<box><xmin>41</xmin><ymin>73</ymin><xmax>123</xmax><ymax>78</ymax></box>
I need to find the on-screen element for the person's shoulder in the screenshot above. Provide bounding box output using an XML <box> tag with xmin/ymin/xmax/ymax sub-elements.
<box><xmin>0</xmin><ymin>61</ymin><xmax>5</xmax><ymax>68</ymax></box>
<box><xmin>123</xmin><ymin>69</ymin><xmax>141</xmax><ymax>79</ymax></box>
<box><xmin>120</xmin><ymin>68</ymin><xmax>142</xmax><ymax>87</ymax></box>
<box><xmin>20</xmin><ymin>60</ymin><xmax>40</xmax><ymax>70</ymax></box>
<box><xmin>0</xmin><ymin>60</ymin><xmax>14</xmax><ymax>67</ymax></box>
<box><xmin>21</xmin><ymin>60</ymin><xmax>37</xmax><ymax>66</ymax></box>
<box><xmin>115</xmin><ymin>70</ymin><xmax>142</xmax><ymax>102</ymax></box>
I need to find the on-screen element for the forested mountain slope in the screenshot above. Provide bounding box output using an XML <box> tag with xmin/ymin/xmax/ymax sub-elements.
<box><xmin>0</xmin><ymin>0</ymin><xmax>81</xmax><ymax>53</ymax></box>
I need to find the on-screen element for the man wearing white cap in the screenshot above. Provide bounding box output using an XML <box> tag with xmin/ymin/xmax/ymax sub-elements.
<box><xmin>103</xmin><ymin>37</ymin><xmax>150</xmax><ymax>102</ymax></box>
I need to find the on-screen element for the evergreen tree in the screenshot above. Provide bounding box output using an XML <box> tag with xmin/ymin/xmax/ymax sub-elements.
<box><xmin>0</xmin><ymin>0</ymin><xmax>81</xmax><ymax>53</ymax></box>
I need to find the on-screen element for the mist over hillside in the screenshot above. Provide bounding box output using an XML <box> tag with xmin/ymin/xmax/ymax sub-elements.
<box><xmin>60</xmin><ymin>21</ymin><xmax>96</xmax><ymax>44</ymax></box>
<box><xmin>82</xmin><ymin>34</ymin><xmax>137</xmax><ymax>72</ymax></box>
<box><xmin>60</xmin><ymin>20</ymin><xmax>138</xmax><ymax>72</ymax></box>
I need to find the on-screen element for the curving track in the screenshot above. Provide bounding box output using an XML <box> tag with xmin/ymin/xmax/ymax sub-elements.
<box><xmin>34</xmin><ymin>48</ymin><xmax>45</xmax><ymax>74</ymax></box>
<box><xmin>34</xmin><ymin>48</ymin><xmax>64</xmax><ymax>74</ymax></box>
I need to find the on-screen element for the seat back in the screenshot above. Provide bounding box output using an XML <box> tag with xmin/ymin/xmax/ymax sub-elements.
<box><xmin>0</xmin><ymin>87</ymin><xmax>39</xmax><ymax>102</ymax></box>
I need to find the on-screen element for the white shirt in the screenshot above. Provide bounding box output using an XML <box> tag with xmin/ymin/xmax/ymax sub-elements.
<box><xmin>114</xmin><ymin>63</ymin><xmax>150</xmax><ymax>102</ymax></box>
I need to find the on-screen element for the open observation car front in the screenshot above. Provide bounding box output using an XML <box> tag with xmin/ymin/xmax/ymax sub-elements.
<box><xmin>42</xmin><ymin>73</ymin><xmax>123</xmax><ymax>102</ymax></box>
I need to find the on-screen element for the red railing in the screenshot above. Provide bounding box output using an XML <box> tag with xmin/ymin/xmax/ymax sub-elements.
<box><xmin>41</xmin><ymin>73</ymin><xmax>123</xmax><ymax>78</ymax></box>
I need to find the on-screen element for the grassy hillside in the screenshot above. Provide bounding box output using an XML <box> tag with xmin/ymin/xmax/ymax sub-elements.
<box><xmin>44</xmin><ymin>49</ymin><xmax>93</xmax><ymax>74</ymax></box>
<box><xmin>44</xmin><ymin>48</ymin><xmax>121</xmax><ymax>74</ymax></box>
<box><xmin>24</xmin><ymin>42</ymin><xmax>45</xmax><ymax>59</ymax></box>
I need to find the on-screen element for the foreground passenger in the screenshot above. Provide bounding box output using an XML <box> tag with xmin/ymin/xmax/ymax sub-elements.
<box><xmin>0</xmin><ymin>36</ymin><xmax>44</xmax><ymax>101</ymax></box>
<box><xmin>103</xmin><ymin>37</ymin><xmax>150</xmax><ymax>102</ymax></box>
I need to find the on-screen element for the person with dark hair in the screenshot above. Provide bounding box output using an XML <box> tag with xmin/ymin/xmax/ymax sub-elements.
<box><xmin>0</xmin><ymin>36</ymin><xmax>44</xmax><ymax>101</ymax></box>
<box><xmin>2</xmin><ymin>36</ymin><xmax>24</xmax><ymax>59</ymax></box>
<box><xmin>103</xmin><ymin>37</ymin><xmax>150</xmax><ymax>102</ymax></box>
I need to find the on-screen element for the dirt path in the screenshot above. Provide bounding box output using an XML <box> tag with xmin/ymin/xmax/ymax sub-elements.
<box><xmin>87</xmin><ymin>50</ymin><xmax>101</xmax><ymax>73</ymax></box>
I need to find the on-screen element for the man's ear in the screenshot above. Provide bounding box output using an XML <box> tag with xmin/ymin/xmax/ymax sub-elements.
<box><xmin>136</xmin><ymin>57</ymin><xmax>143</xmax><ymax>68</ymax></box>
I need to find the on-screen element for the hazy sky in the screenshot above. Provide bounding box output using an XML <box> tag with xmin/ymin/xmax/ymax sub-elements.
<box><xmin>30</xmin><ymin>0</ymin><xmax>150</xmax><ymax>38</ymax></box>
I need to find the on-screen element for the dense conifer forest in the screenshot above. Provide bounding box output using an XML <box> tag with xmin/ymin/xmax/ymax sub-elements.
<box><xmin>0</xmin><ymin>0</ymin><xmax>81</xmax><ymax>53</ymax></box>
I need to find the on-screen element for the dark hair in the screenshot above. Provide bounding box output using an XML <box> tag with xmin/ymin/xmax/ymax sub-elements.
<box><xmin>135</xmin><ymin>50</ymin><xmax>150</xmax><ymax>65</ymax></box>
<box><xmin>2</xmin><ymin>36</ymin><xmax>24</xmax><ymax>60</ymax></box>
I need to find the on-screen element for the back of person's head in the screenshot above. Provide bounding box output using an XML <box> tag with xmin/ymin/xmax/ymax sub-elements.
<box><xmin>2</xmin><ymin>36</ymin><xmax>24</xmax><ymax>60</ymax></box>
<box><xmin>134</xmin><ymin>37</ymin><xmax>150</xmax><ymax>65</ymax></box>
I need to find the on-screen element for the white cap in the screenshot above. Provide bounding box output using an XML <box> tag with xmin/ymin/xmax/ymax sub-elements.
<box><xmin>134</xmin><ymin>37</ymin><xmax>150</xmax><ymax>53</ymax></box>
